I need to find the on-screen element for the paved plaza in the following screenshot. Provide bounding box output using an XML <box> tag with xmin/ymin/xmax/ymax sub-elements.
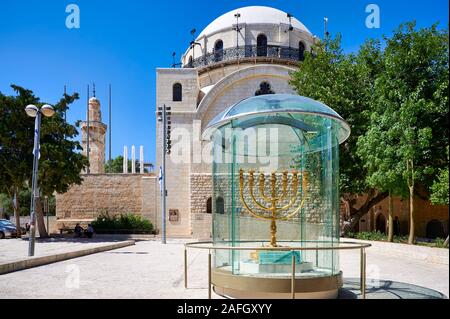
<box><xmin>0</xmin><ymin>239</ymin><xmax>447</xmax><ymax>299</ymax></box>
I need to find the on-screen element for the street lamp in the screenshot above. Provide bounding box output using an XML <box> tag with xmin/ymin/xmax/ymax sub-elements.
<box><xmin>25</xmin><ymin>104</ymin><xmax>55</xmax><ymax>256</ymax></box>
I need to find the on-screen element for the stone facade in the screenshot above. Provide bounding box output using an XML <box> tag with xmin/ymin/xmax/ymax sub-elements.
<box><xmin>357</xmin><ymin>195</ymin><xmax>449</xmax><ymax>238</ymax></box>
<box><xmin>56</xmin><ymin>174</ymin><xmax>157</xmax><ymax>229</ymax></box>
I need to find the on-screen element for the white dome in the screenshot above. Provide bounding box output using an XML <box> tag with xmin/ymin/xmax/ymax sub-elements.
<box><xmin>198</xmin><ymin>6</ymin><xmax>311</xmax><ymax>38</ymax></box>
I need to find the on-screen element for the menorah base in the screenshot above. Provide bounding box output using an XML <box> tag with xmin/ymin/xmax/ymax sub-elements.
<box><xmin>258</xmin><ymin>251</ymin><xmax>301</xmax><ymax>265</ymax></box>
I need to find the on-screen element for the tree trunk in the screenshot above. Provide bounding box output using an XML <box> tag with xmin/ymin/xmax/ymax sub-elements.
<box><xmin>13</xmin><ymin>190</ymin><xmax>21</xmax><ymax>238</ymax></box>
<box><xmin>345</xmin><ymin>191</ymin><xmax>389</xmax><ymax>233</ymax></box>
<box><xmin>35</xmin><ymin>197</ymin><xmax>48</xmax><ymax>238</ymax></box>
<box><xmin>408</xmin><ymin>185</ymin><xmax>415</xmax><ymax>244</ymax></box>
<box><xmin>388</xmin><ymin>192</ymin><xmax>394</xmax><ymax>242</ymax></box>
<box><xmin>444</xmin><ymin>236</ymin><xmax>449</xmax><ymax>247</ymax></box>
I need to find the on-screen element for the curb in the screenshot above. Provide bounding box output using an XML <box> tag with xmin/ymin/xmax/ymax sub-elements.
<box><xmin>344</xmin><ymin>238</ymin><xmax>449</xmax><ymax>265</ymax></box>
<box><xmin>0</xmin><ymin>240</ymin><xmax>135</xmax><ymax>275</ymax></box>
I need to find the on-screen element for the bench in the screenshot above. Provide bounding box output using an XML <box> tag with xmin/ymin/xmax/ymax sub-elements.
<box><xmin>57</xmin><ymin>218</ymin><xmax>95</xmax><ymax>235</ymax></box>
<box><xmin>59</xmin><ymin>227</ymin><xmax>74</xmax><ymax>235</ymax></box>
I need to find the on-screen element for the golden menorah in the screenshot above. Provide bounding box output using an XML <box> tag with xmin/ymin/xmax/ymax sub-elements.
<box><xmin>239</xmin><ymin>169</ymin><xmax>308</xmax><ymax>247</ymax></box>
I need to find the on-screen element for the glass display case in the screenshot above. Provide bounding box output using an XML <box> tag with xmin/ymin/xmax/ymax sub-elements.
<box><xmin>204</xmin><ymin>94</ymin><xmax>351</xmax><ymax>298</ymax></box>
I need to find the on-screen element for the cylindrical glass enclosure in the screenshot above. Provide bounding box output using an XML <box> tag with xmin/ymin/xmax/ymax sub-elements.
<box><xmin>204</xmin><ymin>94</ymin><xmax>350</xmax><ymax>299</ymax></box>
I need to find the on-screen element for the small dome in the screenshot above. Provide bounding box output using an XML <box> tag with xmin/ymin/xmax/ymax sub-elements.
<box><xmin>204</xmin><ymin>94</ymin><xmax>350</xmax><ymax>149</ymax></box>
<box><xmin>198</xmin><ymin>6</ymin><xmax>311</xmax><ymax>38</ymax></box>
<box><xmin>89</xmin><ymin>97</ymin><xmax>99</xmax><ymax>104</ymax></box>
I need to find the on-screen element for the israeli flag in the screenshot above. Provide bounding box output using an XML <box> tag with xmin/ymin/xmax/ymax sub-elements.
<box><xmin>32</xmin><ymin>146</ymin><xmax>41</xmax><ymax>159</ymax></box>
<box><xmin>158</xmin><ymin>166</ymin><xmax>163</xmax><ymax>194</ymax></box>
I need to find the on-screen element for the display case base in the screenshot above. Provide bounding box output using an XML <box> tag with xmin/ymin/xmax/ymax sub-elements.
<box><xmin>212</xmin><ymin>268</ymin><xmax>343</xmax><ymax>299</ymax></box>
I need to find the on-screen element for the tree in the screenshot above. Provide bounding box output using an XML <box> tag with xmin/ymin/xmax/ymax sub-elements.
<box><xmin>430</xmin><ymin>147</ymin><xmax>449</xmax><ymax>206</ymax></box>
<box><xmin>360</xmin><ymin>22</ymin><xmax>449</xmax><ymax>244</ymax></box>
<box><xmin>290</xmin><ymin>35</ymin><xmax>388</xmax><ymax>233</ymax></box>
<box><xmin>0</xmin><ymin>85</ymin><xmax>89</xmax><ymax>237</ymax></box>
<box><xmin>357</xmin><ymin>102</ymin><xmax>408</xmax><ymax>242</ymax></box>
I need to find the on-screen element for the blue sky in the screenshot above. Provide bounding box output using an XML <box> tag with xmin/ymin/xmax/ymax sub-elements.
<box><xmin>0</xmin><ymin>0</ymin><xmax>448</xmax><ymax>164</ymax></box>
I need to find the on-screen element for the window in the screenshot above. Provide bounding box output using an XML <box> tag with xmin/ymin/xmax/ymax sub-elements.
<box><xmin>214</xmin><ymin>40</ymin><xmax>224</xmax><ymax>62</ymax></box>
<box><xmin>255</xmin><ymin>82</ymin><xmax>275</xmax><ymax>96</ymax></box>
<box><xmin>173</xmin><ymin>83</ymin><xmax>182</xmax><ymax>102</ymax></box>
<box><xmin>257</xmin><ymin>34</ymin><xmax>267</xmax><ymax>57</ymax></box>
<box><xmin>299</xmin><ymin>41</ymin><xmax>305</xmax><ymax>61</ymax></box>
<box><xmin>206</xmin><ymin>197</ymin><xmax>212</xmax><ymax>214</ymax></box>
<box><xmin>187</xmin><ymin>56</ymin><xmax>193</xmax><ymax>68</ymax></box>
<box><xmin>216</xmin><ymin>197</ymin><xmax>225</xmax><ymax>214</ymax></box>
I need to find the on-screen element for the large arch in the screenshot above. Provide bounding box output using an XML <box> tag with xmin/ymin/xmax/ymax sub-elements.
<box><xmin>196</xmin><ymin>64</ymin><xmax>296</xmax><ymax>130</ymax></box>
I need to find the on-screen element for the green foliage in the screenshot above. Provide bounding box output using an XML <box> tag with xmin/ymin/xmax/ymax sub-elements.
<box><xmin>434</xmin><ymin>238</ymin><xmax>447</xmax><ymax>248</ymax></box>
<box><xmin>360</xmin><ymin>22</ymin><xmax>448</xmax><ymax>193</ymax></box>
<box><xmin>0</xmin><ymin>85</ymin><xmax>89</xmax><ymax>197</ymax></box>
<box><xmin>355</xmin><ymin>231</ymin><xmax>408</xmax><ymax>243</ymax></box>
<box><xmin>290</xmin><ymin>36</ymin><xmax>383</xmax><ymax>196</ymax></box>
<box><xmin>0</xmin><ymin>189</ymin><xmax>38</xmax><ymax>216</ymax></box>
<box><xmin>92</xmin><ymin>211</ymin><xmax>154</xmax><ymax>234</ymax></box>
<box><xmin>290</xmin><ymin>22</ymin><xmax>449</xmax><ymax>235</ymax></box>
<box><xmin>430</xmin><ymin>148</ymin><xmax>449</xmax><ymax>205</ymax></box>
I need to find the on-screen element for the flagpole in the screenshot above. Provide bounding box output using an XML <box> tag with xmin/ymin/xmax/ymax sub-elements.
<box><xmin>161</xmin><ymin>105</ymin><xmax>167</xmax><ymax>244</ymax></box>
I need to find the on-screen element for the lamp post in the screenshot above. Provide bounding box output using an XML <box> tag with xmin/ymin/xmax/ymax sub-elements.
<box><xmin>25</xmin><ymin>104</ymin><xmax>55</xmax><ymax>257</ymax></box>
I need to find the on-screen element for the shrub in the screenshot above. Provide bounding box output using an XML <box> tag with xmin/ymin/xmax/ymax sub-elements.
<box><xmin>434</xmin><ymin>238</ymin><xmax>447</xmax><ymax>248</ymax></box>
<box><xmin>92</xmin><ymin>212</ymin><xmax>153</xmax><ymax>234</ymax></box>
<box><xmin>355</xmin><ymin>231</ymin><xmax>387</xmax><ymax>241</ymax></box>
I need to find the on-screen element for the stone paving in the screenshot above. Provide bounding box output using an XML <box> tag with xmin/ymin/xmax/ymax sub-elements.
<box><xmin>0</xmin><ymin>237</ymin><xmax>133</xmax><ymax>264</ymax></box>
<box><xmin>0</xmin><ymin>239</ymin><xmax>447</xmax><ymax>299</ymax></box>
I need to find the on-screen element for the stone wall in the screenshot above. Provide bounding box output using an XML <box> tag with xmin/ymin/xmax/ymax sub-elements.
<box><xmin>56</xmin><ymin>174</ymin><xmax>157</xmax><ymax>227</ymax></box>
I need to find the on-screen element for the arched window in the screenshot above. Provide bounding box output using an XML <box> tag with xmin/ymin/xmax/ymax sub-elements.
<box><xmin>173</xmin><ymin>83</ymin><xmax>182</xmax><ymax>102</ymax></box>
<box><xmin>426</xmin><ymin>219</ymin><xmax>445</xmax><ymax>239</ymax></box>
<box><xmin>255</xmin><ymin>82</ymin><xmax>275</xmax><ymax>96</ymax></box>
<box><xmin>187</xmin><ymin>56</ymin><xmax>193</xmax><ymax>68</ymax></box>
<box><xmin>375</xmin><ymin>214</ymin><xmax>386</xmax><ymax>234</ymax></box>
<box><xmin>216</xmin><ymin>197</ymin><xmax>225</xmax><ymax>214</ymax></box>
<box><xmin>299</xmin><ymin>41</ymin><xmax>305</xmax><ymax>61</ymax></box>
<box><xmin>257</xmin><ymin>34</ymin><xmax>268</xmax><ymax>57</ymax></box>
<box><xmin>206</xmin><ymin>197</ymin><xmax>212</xmax><ymax>214</ymax></box>
<box><xmin>214</xmin><ymin>40</ymin><xmax>224</xmax><ymax>62</ymax></box>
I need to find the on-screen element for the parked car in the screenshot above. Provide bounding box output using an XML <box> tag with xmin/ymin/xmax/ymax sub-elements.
<box><xmin>0</xmin><ymin>220</ymin><xmax>18</xmax><ymax>239</ymax></box>
<box><xmin>1</xmin><ymin>219</ymin><xmax>27</xmax><ymax>234</ymax></box>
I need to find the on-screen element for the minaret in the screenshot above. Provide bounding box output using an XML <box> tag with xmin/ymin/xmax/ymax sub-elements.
<box><xmin>81</xmin><ymin>95</ymin><xmax>107</xmax><ymax>174</ymax></box>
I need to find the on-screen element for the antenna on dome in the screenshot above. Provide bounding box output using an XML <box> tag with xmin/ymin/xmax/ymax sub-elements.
<box><xmin>233</xmin><ymin>12</ymin><xmax>242</xmax><ymax>50</ymax></box>
<box><xmin>189</xmin><ymin>28</ymin><xmax>202</xmax><ymax>65</ymax></box>
<box><xmin>324</xmin><ymin>17</ymin><xmax>330</xmax><ymax>39</ymax></box>
<box><xmin>190</xmin><ymin>28</ymin><xmax>196</xmax><ymax>42</ymax></box>
<box><xmin>172</xmin><ymin>52</ymin><xmax>182</xmax><ymax>68</ymax></box>
<box><xmin>287</xmin><ymin>13</ymin><xmax>294</xmax><ymax>49</ymax></box>
<box><xmin>92</xmin><ymin>82</ymin><xmax>96</xmax><ymax>98</ymax></box>
<box><xmin>287</xmin><ymin>13</ymin><xmax>294</xmax><ymax>31</ymax></box>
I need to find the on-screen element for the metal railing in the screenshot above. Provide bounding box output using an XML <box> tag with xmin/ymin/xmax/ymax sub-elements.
<box><xmin>184</xmin><ymin>240</ymin><xmax>371</xmax><ymax>299</ymax></box>
<box><xmin>185</xmin><ymin>45</ymin><xmax>305</xmax><ymax>69</ymax></box>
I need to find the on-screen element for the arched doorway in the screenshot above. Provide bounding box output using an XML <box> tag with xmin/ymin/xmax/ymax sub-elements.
<box><xmin>426</xmin><ymin>219</ymin><xmax>445</xmax><ymax>239</ymax></box>
<box><xmin>257</xmin><ymin>34</ymin><xmax>267</xmax><ymax>57</ymax></box>
<box><xmin>375</xmin><ymin>214</ymin><xmax>386</xmax><ymax>234</ymax></box>
<box><xmin>216</xmin><ymin>197</ymin><xmax>225</xmax><ymax>214</ymax></box>
<box><xmin>206</xmin><ymin>197</ymin><xmax>212</xmax><ymax>214</ymax></box>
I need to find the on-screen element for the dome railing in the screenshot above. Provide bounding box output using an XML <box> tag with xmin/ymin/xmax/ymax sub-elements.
<box><xmin>185</xmin><ymin>44</ymin><xmax>305</xmax><ymax>68</ymax></box>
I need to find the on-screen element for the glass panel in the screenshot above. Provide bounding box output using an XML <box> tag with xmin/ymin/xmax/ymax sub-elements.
<box><xmin>211</xmin><ymin>95</ymin><xmax>345</xmax><ymax>280</ymax></box>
